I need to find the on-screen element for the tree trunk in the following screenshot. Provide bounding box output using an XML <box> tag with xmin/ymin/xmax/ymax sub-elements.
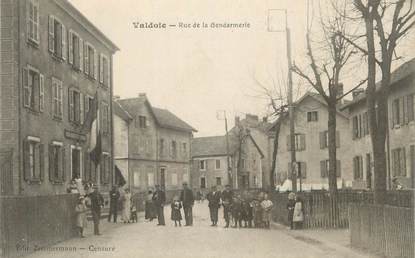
<box><xmin>327</xmin><ymin>100</ymin><xmax>339</xmax><ymax>227</ymax></box>
<box><xmin>270</xmin><ymin>120</ymin><xmax>282</xmax><ymax>190</ymax></box>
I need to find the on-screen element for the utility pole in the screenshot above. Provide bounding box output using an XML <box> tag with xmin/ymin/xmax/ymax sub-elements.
<box><xmin>217</xmin><ymin>110</ymin><xmax>233</xmax><ymax>188</ymax></box>
<box><xmin>285</xmin><ymin>11</ymin><xmax>297</xmax><ymax>193</ymax></box>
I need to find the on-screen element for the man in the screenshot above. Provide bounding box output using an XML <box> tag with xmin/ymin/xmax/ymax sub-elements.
<box><xmin>152</xmin><ymin>185</ymin><xmax>166</xmax><ymax>226</ymax></box>
<box><xmin>108</xmin><ymin>186</ymin><xmax>120</xmax><ymax>223</ymax></box>
<box><xmin>89</xmin><ymin>186</ymin><xmax>104</xmax><ymax>235</ymax></box>
<box><xmin>221</xmin><ymin>184</ymin><xmax>233</xmax><ymax>228</ymax></box>
<box><xmin>180</xmin><ymin>182</ymin><xmax>195</xmax><ymax>226</ymax></box>
<box><xmin>206</xmin><ymin>186</ymin><xmax>221</xmax><ymax>226</ymax></box>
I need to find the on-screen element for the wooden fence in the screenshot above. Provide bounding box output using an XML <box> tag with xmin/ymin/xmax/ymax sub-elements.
<box><xmin>270</xmin><ymin>190</ymin><xmax>414</xmax><ymax>229</ymax></box>
<box><xmin>0</xmin><ymin>194</ymin><xmax>79</xmax><ymax>258</ymax></box>
<box><xmin>349</xmin><ymin>203</ymin><xmax>414</xmax><ymax>258</ymax></box>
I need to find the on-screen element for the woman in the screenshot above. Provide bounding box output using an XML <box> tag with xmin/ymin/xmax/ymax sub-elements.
<box><xmin>122</xmin><ymin>189</ymin><xmax>131</xmax><ymax>223</ymax></box>
<box><xmin>286</xmin><ymin>192</ymin><xmax>296</xmax><ymax>229</ymax></box>
<box><xmin>145</xmin><ymin>190</ymin><xmax>155</xmax><ymax>221</ymax></box>
<box><xmin>260</xmin><ymin>193</ymin><xmax>274</xmax><ymax>229</ymax></box>
<box><xmin>292</xmin><ymin>196</ymin><xmax>304</xmax><ymax>230</ymax></box>
<box><xmin>75</xmin><ymin>196</ymin><xmax>88</xmax><ymax>238</ymax></box>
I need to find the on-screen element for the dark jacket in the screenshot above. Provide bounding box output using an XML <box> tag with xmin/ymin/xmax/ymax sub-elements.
<box><xmin>221</xmin><ymin>190</ymin><xmax>233</xmax><ymax>206</ymax></box>
<box><xmin>152</xmin><ymin>189</ymin><xmax>166</xmax><ymax>206</ymax></box>
<box><xmin>180</xmin><ymin>188</ymin><xmax>195</xmax><ymax>208</ymax></box>
<box><xmin>89</xmin><ymin>191</ymin><xmax>104</xmax><ymax>212</ymax></box>
<box><xmin>109</xmin><ymin>189</ymin><xmax>120</xmax><ymax>203</ymax></box>
<box><xmin>207</xmin><ymin>191</ymin><xmax>221</xmax><ymax>208</ymax></box>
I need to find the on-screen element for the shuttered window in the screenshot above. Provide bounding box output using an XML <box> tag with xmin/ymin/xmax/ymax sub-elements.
<box><xmin>48</xmin><ymin>16</ymin><xmax>66</xmax><ymax>60</ymax></box>
<box><xmin>49</xmin><ymin>142</ymin><xmax>65</xmax><ymax>183</ymax></box>
<box><xmin>320</xmin><ymin>160</ymin><xmax>341</xmax><ymax>178</ymax></box>
<box><xmin>99</xmin><ymin>54</ymin><xmax>110</xmax><ymax>86</ymax></box>
<box><xmin>26</xmin><ymin>0</ymin><xmax>39</xmax><ymax>44</ymax></box>
<box><xmin>68</xmin><ymin>88</ymin><xmax>81</xmax><ymax>124</ymax></box>
<box><xmin>22</xmin><ymin>66</ymin><xmax>43</xmax><ymax>112</ymax></box>
<box><xmin>287</xmin><ymin>134</ymin><xmax>306</xmax><ymax>151</ymax></box>
<box><xmin>320</xmin><ymin>131</ymin><xmax>340</xmax><ymax>149</ymax></box>
<box><xmin>23</xmin><ymin>137</ymin><xmax>44</xmax><ymax>182</ymax></box>
<box><xmin>52</xmin><ymin>77</ymin><xmax>63</xmax><ymax>119</ymax></box>
<box><xmin>392</xmin><ymin>148</ymin><xmax>406</xmax><ymax>177</ymax></box>
<box><xmin>68</xmin><ymin>31</ymin><xmax>82</xmax><ymax>70</ymax></box>
<box><xmin>353</xmin><ymin>156</ymin><xmax>364</xmax><ymax>180</ymax></box>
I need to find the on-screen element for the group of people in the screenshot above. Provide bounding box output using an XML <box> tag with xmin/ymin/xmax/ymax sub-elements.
<box><xmin>286</xmin><ymin>192</ymin><xmax>305</xmax><ymax>230</ymax></box>
<box><xmin>207</xmin><ymin>185</ymin><xmax>274</xmax><ymax>229</ymax></box>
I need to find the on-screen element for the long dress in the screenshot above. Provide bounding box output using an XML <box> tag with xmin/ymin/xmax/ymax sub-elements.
<box><xmin>145</xmin><ymin>193</ymin><xmax>155</xmax><ymax>220</ymax></box>
<box><xmin>75</xmin><ymin>202</ymin><xmax>88</xmax><ymax>228</ymax></box>
<box><xmin>122</xmin><ymin>193</ymin><xmax>131</xmax><ymax>222</ymax></box>
<box><xmin>261</xmin><ymin>199</ymin><xmax>274</xmax><ymax>223</ymax></box>
<box><xmin>170</xmin><ymin>201</ymin><xmax>182</xmax><ymax>221</ymax></box>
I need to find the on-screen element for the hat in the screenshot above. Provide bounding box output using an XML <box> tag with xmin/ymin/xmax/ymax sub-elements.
<box><xmin>79</xmin><ymin>196</ymin><xmax>85</xmax><ymax>200</ymax></box>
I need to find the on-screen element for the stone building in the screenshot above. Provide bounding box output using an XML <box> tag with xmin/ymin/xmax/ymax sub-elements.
<box><xmin>191</xmin><ymin>130</ymin><xmax>265</xmax><ymax>192</ymax></box>
<box><xmin>275</xmin><ymin>92</ymin><xmax>353</xmax><ymax>190</ymax></box>
<box><xmin>0</xmin><ymin>0</ymin><xmax>119</xmax><ymax>195</ymax></box>
<box><xmin>114</xmin><ymin>94</ymin><xmax>196</xmax><ymax>193</ymax></box>
<box><xmin>341</xmin><ymin>58</ymin><xmax>415</xmax><ymax>189</ymax></box>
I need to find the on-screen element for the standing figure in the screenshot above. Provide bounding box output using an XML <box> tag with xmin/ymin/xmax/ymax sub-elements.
<box><xmin>130</xmin><ymin>203</ymin><xmax>138</xmax><ymax>223</ymax></box>
<box><xmin>251</xmin><ymin>197</ymin><xmax>262</xmax><ymax>228</ymax></box>
<box><xmin>75</xmin><ymin>196</ymin><xmax>88</xmax><ymax>238</ymax></box>
<box><xmin>171</xmin><ymin>196</ymin><xmax>183</xmax><ymax>227</ymax></box>
<box><xmin>145</xmin><ymin>190</ymin><xmax>156</xmax><ymax>221</ymax></box>
<box><xmin>286</xmin><ymin>192</ymin><xmax>296</xmax><ymax>229</ymax></box>
<box><xmin>121</xmin><ymin>189</ymin><xmax>131</xmax><ymax>223</ymax></box>
<box><xmin>221</xmin><ymin>184</ymin><xmax>233</xmax><ymax>228</ymax></box>
<box><xmin>231</xmin><ymin>195</ymin><xmax>243</xmax><ymax>228</ymax></box>
<box><xmin>152</xmin><ymin>185</ymin><xmax>166</xmax><ymax>226</ymax></box>
<box><xmin>293</xmin><ymin>196</ymin><xmax>304</xmax><ymax>229</ymax></box>
<box><xmin>108</xmin><ymin>186</ymin><xmax>120</xmax><ymax>223</ymax></box>
<box><xmin>206</xmin><ymin>186</ymin><xmax>221</xmax><ymax>226</ymax></box>
<box><xmin>242</xmin><ymin>197</ymin><xmax>253</xmax><ymax>228</ymax></box>
<box><xmin>180</xmin><ymin>182</ymin><xmax>195</xmax><ymax>226</ymax></box>
<box><xmin>89</xmin><ymin>186</ymin><xmax>104</xmax><ymax>235</ymax></box>
<box><xmin>261</xmin><ymin>193</ymin><xmax>273</xmax><ymax>229</ymax></box>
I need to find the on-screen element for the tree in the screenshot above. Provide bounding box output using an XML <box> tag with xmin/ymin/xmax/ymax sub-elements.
<box><xmin>291</xmin><ymin>2</ymin><xmax>357</xmax><ymax>227</ymax></box>
<box><xmin>340</xmin><ymin>0</ymin><xmax>415</xmax><ymax>204</ymax></box>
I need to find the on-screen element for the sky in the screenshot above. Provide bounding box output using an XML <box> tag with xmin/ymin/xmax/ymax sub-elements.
<box><xmin>69</xmin><ymin>0</ymin><xmax>415</xmax><ymax>137</ymax></box>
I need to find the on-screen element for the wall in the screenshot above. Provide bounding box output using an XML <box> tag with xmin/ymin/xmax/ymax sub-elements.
<box><xmin>192</xmin><ymin>156</ymin><xmax>229</xmax><ymax>193</ymax></box>
<box><xmin>113</xmin><ymin>113</ymin><xmax>129</xmax><ymax>184</ymax></box>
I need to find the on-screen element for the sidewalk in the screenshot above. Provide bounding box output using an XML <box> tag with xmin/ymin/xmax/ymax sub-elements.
<box><xmin>271</xmin><ymin>222</ymin><xmax>379</xmax><ymax>258</ymax></box>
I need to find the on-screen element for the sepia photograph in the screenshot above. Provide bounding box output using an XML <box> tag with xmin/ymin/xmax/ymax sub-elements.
<box><xmin>0</xmin><ymin>0</ymin><xmax>414</xmax><ymax>257</ymax></box>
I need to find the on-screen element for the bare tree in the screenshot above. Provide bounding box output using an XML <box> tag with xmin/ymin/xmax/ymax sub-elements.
<box><xmin>291</xmin><ymin>2</ymin><xmax>357</xmax><ymax>227</ymax></box>
<box><xmin>339</xmin><ymin>0</ymin><xmax>415</xmax><ymax>204</ymax></box>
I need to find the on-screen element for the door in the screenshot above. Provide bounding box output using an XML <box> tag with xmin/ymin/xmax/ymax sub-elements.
<box><xmin>71</xmin><ymin>148</ymin><xmax>81</xmax><ymax>179</ymax></box>
<box><xmin>200</xmin><ymin>177</ymin><xmax>206</xmax><ymax>189</ymax></box>
<box><xmin>160</xmin><ymin>167</ymin><xmax>166</xmax><ymax>189</ymax></box>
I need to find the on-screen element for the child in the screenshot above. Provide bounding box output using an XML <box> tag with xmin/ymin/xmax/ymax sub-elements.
<box><xmin>130</xmin><ymin>204</ymin><xmax>138</xmax><ymax>223</ymax></box>
<box><xmin>287</xmin><ymin>192</ymin><xmax>296</xmax><ymax>229</ymax></box>
<box><xmin>75</xmin><ymin>196</ymin><xmax>88</xmax><ymax>238</ymax></box>
<box><xmin>292</xmin><ymin>196</ymin><xmax>304</xmax><ymax>229</ymax></box>
<box><xmin>260</xmin><ymin>193</ymin><xmax>273</xmax><ymax>229</ymax></box>
<box><xmin>231</xmin><ymin>196</ymin><xmax>243</xmax><ymax>228</ymax></box>
<box><xmin>242</xmin><ymin>198</ymin><xmax>253</xmax><ymax>228</ymax></box>
<box><xmin>171</xmin><ymin>196</ymin><xmax>182</xmax><ymax>227</ymax></box>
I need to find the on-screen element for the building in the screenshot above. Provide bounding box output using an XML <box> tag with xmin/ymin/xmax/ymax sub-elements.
<box><xmin>113</xmin><ymin>94</ymin><xmax>197</xmax><ymax>193</ymax></box>
<box><xmin>341</xmin><ymin>58</ymin><xmax>415</xmax><ymax>189</ymax></box>
<box><xmin>275</xmin><ymin>92</ymin><xmax>353</xmax><ymax>190</ymax></box>
<box><xmin>0</xmin><ymin>0</ymin><xmax>119</xmax><ymax>195</ymax></box>
<box><xmin>191</xmin><ymin>130</ymin><xmax>265</xmax><ymax>192</ymax></box>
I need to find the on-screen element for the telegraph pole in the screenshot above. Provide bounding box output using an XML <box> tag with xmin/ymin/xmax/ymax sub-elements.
<box><xmin>217</xmin><ymin>110</ymin><xmax>233</xmax><ymax>188</ymax></box>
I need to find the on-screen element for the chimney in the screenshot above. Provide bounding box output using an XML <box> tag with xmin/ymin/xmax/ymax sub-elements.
<box><xmin>113</xmin><ymin>95</ymin><xmax>120</xmax><ymax>101</ymax></box>
<box><xmin>138</xmin><ymin>93</ymin><xmax>147</xmax><ymax>98</ymax></box>
<box><xmin>352</xmin><ymin>88</ymin><xmax>365</xmax><ymax>99</ymax></box>
<box><xmin>235</xmin><ymin>116</ymin><xmax>240</xmax><ymax>126</ymax></box>
<box><xmin>262</xmin><ymin>117</ymin><xmax>268</xmax><ymax>123</ymax></box>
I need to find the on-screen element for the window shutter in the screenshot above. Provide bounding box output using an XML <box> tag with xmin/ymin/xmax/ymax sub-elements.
<box><xmin>23</xmin><ymin>140</ymin><xmax>31</xmax><ymax>181</ymax></box>
<box><xmin>61</xmin><ymin>25</ymin><xmax>66</xmax><ymax>61</ymax></box>
<box><xmin>22</xmin><ymin>68</ymin><xmax>29</xmax><ymax>107</ymax></box>
<box><xmin>39</xmin><ymin>144</ymin><xmax>44</xmax><ymax>181</ymax></box>
<box><xmin>402</xmin><ymin>96</ymin><xmax>408</xmax><ymax>124</ymax></box>
<box><xmin>68</xmin><ymin>88</ymin><xmax>74</xmax><ymax>121</ymax></box>
<box><xmin>39</xmin><ymin>73</ymin><xmax>44</xmax><ymax>112</ymax></box>
<box><xmin>300</xmin><ymin>134</ymin><xmax>306</xmax><ymax>150</ymax></box>
<box><xmin>79</xmin><ymin>38</ymin><xmax>84</xmax><ymax>72</ymax></box>
<box><xmin>320</xmin><ymin>160</ymin><xmax>326</xmax><ymax>178</ymax></box>
<box><xmin>336</xmin><ymin>160</ymin><xmax>341</xmax><ymax>178</ymax></box>
<box><xmin>399</xmin><ymin>97</ymin><xmax>404</xmax><ymax>125</ymax></box>
<box><xmin>319</xmin><ymin>132</ymin><xmax>325</xmax><ymax>149</ymax></box>
<box><xmin>48</xmin><ymin>15</ymin><xmax>55</xmax><ymax>53</ymax></box>
<box><xmin>26</xmin><ymin>0</ymin><xmax>30</xmax><ymax>39</ymax></box>
<box><xmin>401</xmin><ymin>148</ymin><xmax>406</xmax><ymax>176</ymax></box>
<box><xmin>84</xmin><ymin>43</ymin><xmax>89</xmax><ymax>74</ymax></box>
<box><xmin>99</xmin><ymin>54</ymin><xmax>104</xmax><ymax>83</ymax></box>
<box><xmin>94</xmin><ymin>48</ymin><xmax>98</xmax><ymax>80</ymax></box>
<box><xmin>51</xmin><ymin>79</ymin><xmax>56</xmax><ymax>116</ymax></box>
<box><xmin>84</xmin><ymin>149</ymin><xmax>90</xmax><ymax>182</ymax></box>
<box><xmin>301</xmin><ymin>162</ymin><xmax>307</xmax><ymax>179</ymax></box>
<box><xmin>286</xmin><ymin>135</ymin><xmax>291</xmax><ymax>151</ymax></box>
<box><xmin>61</xmin><ymin>146</ymin><xmax>66</xmax><ymax>182</ymax></box>
<box><xmin>107</xmin><ymin>58</ymin><xmax>110</xmax><ymax>87</ymax></box>
<box><xmin>80</xmin><ymin>92</ymin><xmax>84</xmax><ymax>124</ymax></box>
<box><xmin>408</xmin><ymin>95</ymin><xmax>415</xmax><ymax>122</ymax></box>
<box><xmin>48</xmin><ymin>144</ymin><xmax>54</xmax><ymax>182</ymax></box>
<box><xmin>336</xmin><ymin>131</ymin><xmax>340</xmax><ymax>148</ymax></box>
<box><xmin>68</xmin><ymin>30</ymin><xmax>73</xmax><ymax>64</ymax></box>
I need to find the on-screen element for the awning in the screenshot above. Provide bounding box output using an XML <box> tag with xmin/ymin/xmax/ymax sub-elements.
<box><xmin>115</xmin><ymin>165</ymin><xmax>126</xmax><ymax>187</ymax></box>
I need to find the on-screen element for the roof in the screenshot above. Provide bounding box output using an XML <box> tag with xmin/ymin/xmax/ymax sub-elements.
<box><xmin>57</xmin><ymin>0</ymin><xmax>120</xmax><ymax>52</ymax></box>
<box><xmin>117</xmin><ymin>96</ymin><xmax>197</xmax><ymax>133</ymax></box>
<box><xmin>191</xmin><ymin>133</ymin><xmax>264</xmax><ymax>158</ymax></box>
<box><xmin>341</xmin><ymin>57</ymin><xmax>415</xmax><ymax>110</ymax></box>
<box><xmin>113</xmin><ymin>100</ymin><xmax>132</xmax><ymax>121</ymax></box>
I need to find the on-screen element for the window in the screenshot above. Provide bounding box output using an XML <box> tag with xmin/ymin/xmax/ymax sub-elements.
<box><xmin>147</xmin><ymin>172</ymin><xmax>155</xmax><ymax>187</ymax></box>
<box><xmin>101</xmin><ymin>102</ymin><xmax>109</xmax><ymax>134</ymax></box>
<box><xmin>320</xmin><ymin>131</ymin><xmax>340</xmax><ymax>149</ymax></box>
<box><xmin>392</xmin><ymin>148</ymin><xmax>406</xmax><ymax>177</ymax></box>
<box><xmin>199</xmin><ymin>160</ymin><xmax>206</xmax><ymax>171</ymax></box>
<box><xmin>48</xmin><ymin>16</ymin><xmax>66</xmax><ymax>60</ymax></box>
<box><xmin>70</xmin><ymin>146</ymin><xmax>82</xmax><ymax>180</ymax></box>
<box><xmin>171</xmin><ymin>140</ymin><xmax>177</xmax><ymax>159</ymax></box>
<box><xmin>286</xmin><ymin>134</ymin><xmax>306</xmax><ymax>151</ymax></box>
<box><xmin>183</xmin><ymin>170</ymin><xmax>189</xmax><ymax>183</ymax></box>
<box><xmin>171</xmin><ymin>173</ymin><xmax>178</xmax><ymax>186</ymax></box>
<box><xmin>27</xmin><ymin>0</ymin><xmax>39</xmax><ymax>44</ymax></box>
<box><xmin>182</xmin><ymin>143</ymin><xmax>188</xmax><ymax>157</ymax></box>
<box><xmin>84</xmin><ymin>43</ymin><xmax>97</xmax><ymax>79</ymax></box>
<box><xmin>137</xmin><ymin>116</ymin><xmax>147</xmax><ymax>128</ymax></box>
<box><xmin>68</xmin><ymin>88</ymin><xmax>83</xmax><ymax>124</ymax></box>
<box><xmin>100</xmin><ymin>153</ymin><xmax>111</xmax><ymax>184</ymax></box>
<box><xmin>133</xmin><ymin>170</ymin><xmax>140</xmax><ymax>187</ymax></box>
<box><xmin>200</xmin><ymin>177</ymin><xmax>206</xmax><ymax>189</ymax></box>
<box><xmin>22</xmin><ymin>66</ymin><xmax>44</xmax><ymax>112</ymax></box>
<box><xmin>23</xmin><ymin>137</ymin><xmax>44</xmax><ymax>182</ymax></box>
<box><xmin>68</xmin><ymin>31</ymin><xmax>83</xmax><ymax>71</ymax></box>
<box><xmin>99</xmin><ymin>54</ymin><xmax>110</xmax><ymax>86</ymax></box>
<box><xmin>253</xmin><ymin>175</ymin><xmax>258</xmax><ymax>186</ymax></box>
<box><xmin>407</xmin><ymin>94</ymin><xmax>415</xmax><ymax>122</ymax></box>
<box><xmin>159</xmin><ymin>138</ymin><xmax>165</xmax><ymax>157</ymax></box>
<box><xmin>391</xmin><ymin>95</ymin><xmax>415</xmax><ymax>128</ymax></box>
<box><xmin>288</xmin><ymin>162</ymin><xmax>306</xmax><ymax>179</ymax></box>
<box><xmin>216</xmin><ymin>177</ymin><xmax>222</xmax><ymax>186</ymax></box>
<box><xmin>215</xmin><ymin>159</ymin><xmax>221</xmax><ymax>170</ymax></box>
<box><xmin>320</xmin><ymin>160</ymin><xmax>341</xmax><ymax>178</ymax></box>
<box><xmin>240</xmin><ymin>159</ymin><xmax>246</xmax><ymax>169</ymax></box>
<box><xmin>49</xmin><ymin>141</ymin><xmax>65</xmax><ymax>183</ymax></box>
<box><xmin>353</xmin><ymin>156</ymin><xmax>364</xmax><ymax>180</ymax></box>
<box><xmin>366</xmin><ymin>153</ymin><xmax>372</xmax><ymax>188</ymax></box>
<box><xmin>51</xmin><ymin>77</ymin><xmax>63</xmax><ymax>119</ymax></box>
<box><xmin>84</xmin><ymin>95</ymin><xmax>93</xmax><ymax>118</ymax></box>
<box><xmin>307</xmin><ymin>111</ymin><xmax>318</xmax><ymax>122</ymax></box>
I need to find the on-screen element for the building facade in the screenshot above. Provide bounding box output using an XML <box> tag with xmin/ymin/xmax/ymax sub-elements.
<box><xmin>0</xmin><ymin>0</ymin><xmax>119</xmax><ymax>195</ymax></box>
<box><xmin>275</xmin><ymin>92</ymin><xmax>354</xmax><ymax>190</ymax></box>
<box><xmin>341</xmin><ymin>58</ymin><xmax>415</xmax><ymax>189</ymax></box>
<box><xmin>114</xmin><ymin>94</ymin><xmax>196</xmax><ymax>193</ymax></box>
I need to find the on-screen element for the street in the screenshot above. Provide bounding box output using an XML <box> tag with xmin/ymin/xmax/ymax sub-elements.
<box><xmin>24</xmin><ymin>202</ymin><xmax>371</xmax><ymax>258</ymax></box>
